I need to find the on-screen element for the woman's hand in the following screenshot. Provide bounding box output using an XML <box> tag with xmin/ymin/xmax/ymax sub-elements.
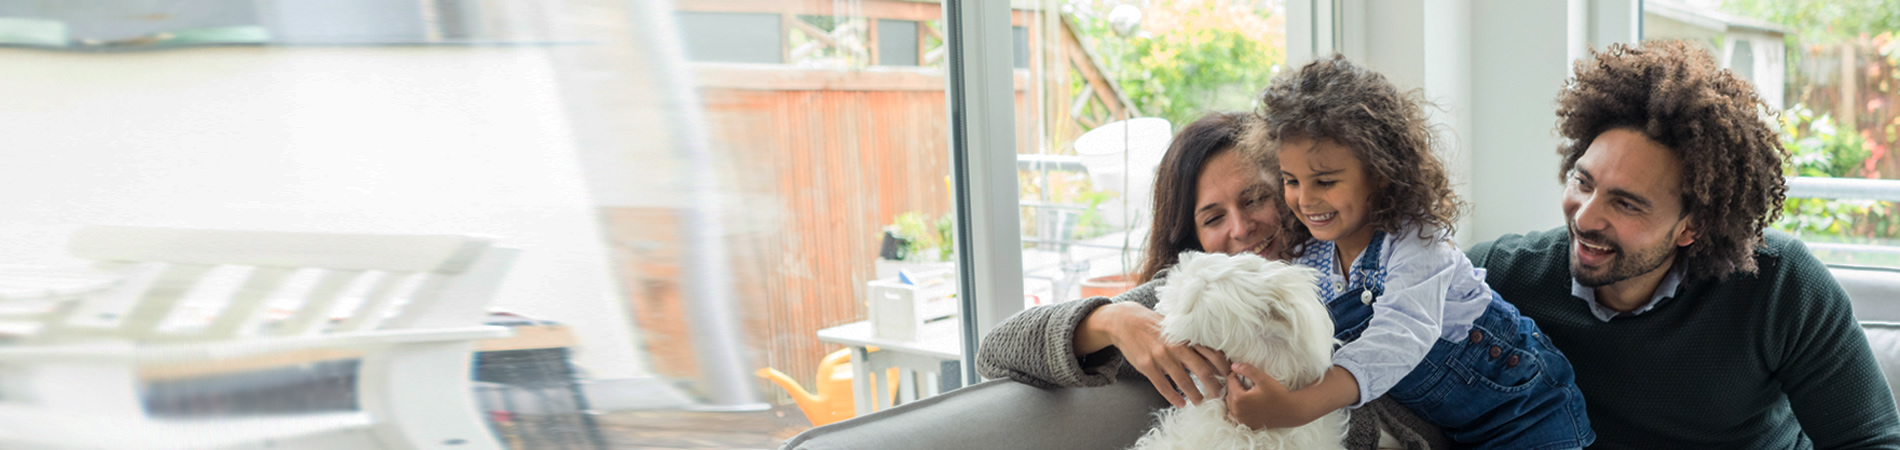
<box><xmin>1084</xmin><ymin>302</ymin><xmax>1232</xmax><ymax>408</ymax></box>
<box><xmin>1224</xmin><ymin>363</ymin><xmax>1359</xmax><ymax>429</ymax></box>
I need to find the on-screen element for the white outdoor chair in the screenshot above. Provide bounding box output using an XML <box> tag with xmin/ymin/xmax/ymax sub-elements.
<box><xmin>0</xmin><ymin>225</ymin><xmax>517</xmax><ymax>450</ymax></box>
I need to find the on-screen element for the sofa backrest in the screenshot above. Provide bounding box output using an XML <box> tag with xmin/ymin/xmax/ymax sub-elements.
<box><xmin>780</xmin><ymin>375</ymin><xmax>1168</xmax><ymax>450</ymax></box>
<box><xmin>1834</xmin><ymin>266</ymin><xmax>1900</xmax><ymax>408</ymax></box>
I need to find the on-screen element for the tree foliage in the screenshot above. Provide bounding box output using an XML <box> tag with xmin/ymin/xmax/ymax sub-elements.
<box><xmin>1723</xmin><ymin>0</ymin><xmax>1900</xmax><ymax>255</ymax></box>
<box><xmin>1723</xmin><ymin>0</ymin><xmax>1900</xmax><ymax>45</ymax></box>
<box><xmin>1776</xmin><ymin>106</ymin><xmax>1886</xmax><ymax>236</ymax></box>
<box><xmin>1067</xmin><ymin>0</ymin><xmax>1286</xmax><ymax>128</ymax></box>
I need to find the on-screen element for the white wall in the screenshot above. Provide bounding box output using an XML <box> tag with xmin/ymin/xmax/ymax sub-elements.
<box><xmin>1347</xmin><ymin>0</ymin><xmax>1476</xmax><ymax>247</ymax></box>
<box><xmin>1465</xmin><ymin>0</ymin><xmax>1577</xmax><ymax>243</ymax></box>
<box><xmin>1336</xmin><ymin>1</ymin><xmax>1638</xmax><ymax>246</ymax></box>
<box><xmin>0</xmin><ymin>46</ymin><xmax>647</xmax><ymax>380</ymax></box>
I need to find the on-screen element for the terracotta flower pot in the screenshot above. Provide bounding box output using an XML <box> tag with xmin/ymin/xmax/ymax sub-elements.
<box><xmin>1078</xmin><ymin>273</ymin><xmax>1139</xmax><ymax>299</ymax></box>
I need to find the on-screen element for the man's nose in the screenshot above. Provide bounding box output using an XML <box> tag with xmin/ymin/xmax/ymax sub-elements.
<box><xmin>1574</xmin><ymin>195</ymin><xmax>1608</xmax><ymax>231</ymax></box>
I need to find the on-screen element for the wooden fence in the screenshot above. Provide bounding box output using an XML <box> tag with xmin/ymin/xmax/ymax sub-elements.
<box><xmin>615</xmin><ymin>0</ymin><xmax>1135</xmax><ymax>406</ymax></box>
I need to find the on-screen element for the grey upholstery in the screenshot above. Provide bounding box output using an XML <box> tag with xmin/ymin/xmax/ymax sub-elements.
<box><xmin>1864</xmin><ymin>323</ymin><xmax>1900</xmax><ymax>408</ymax></box>
<box><xmin>1837</xmin><ymin>267</ymin><xmax>1900</xmax><ymax>411</ymax></box>
<box><xmin>780</xmin><ymin>374</ymin><xmax>1168</xmax><ymax>450</ymax></box>
<box><xmin>782</xmin><ymin>267</ymin><xmax>1900</xmax><ymax>449</ymax></box>
<box><xmin>1836</xmin><ymin>267</ymin><xmax>1900</xmax><ymax>322</ymax></box>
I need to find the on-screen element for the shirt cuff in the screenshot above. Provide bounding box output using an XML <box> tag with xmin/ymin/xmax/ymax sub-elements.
<box><xmin>1330</xmin><ymin>353</ymin><xmax>1380</xmax><ymax>409</ymax></box>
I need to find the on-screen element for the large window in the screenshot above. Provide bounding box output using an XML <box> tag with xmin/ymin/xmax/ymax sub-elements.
<box><xmin>1012</xmin><ymin>0</ymin><xmax>1287</xmax><ymax>305</ymax></box>
<box><xmin>24</xmin><ymin>1</ymin><xmax>1895</xmax><ymax>447</ymax></box>
<box><xmin>0</xmin><ymin>0</ymin><xmax>1287</xmax><ymax>447</ymax></box>
<box><xmin>1647</xmin><ymin>0</ymin><xmax>1900</xmax><ymax>269</ymax></box>
<box><xmin>655</xmin><ymin>0</ymin><xmax>965</xmax><ymax>444</ymax></box>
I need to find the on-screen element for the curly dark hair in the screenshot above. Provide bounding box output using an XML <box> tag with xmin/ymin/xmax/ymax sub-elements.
<box><xmin>1555</xmin><ymin>40</ymin><xmax>1788</xmax><ymax>281</ymax></box>
<box><xmin>1240</xmin><ymin>54</ymin><xmax>1462</xmax><ymax>255</ymax></box>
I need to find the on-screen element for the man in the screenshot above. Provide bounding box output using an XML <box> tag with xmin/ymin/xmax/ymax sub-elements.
<box><xmin>1467</xmin><ymin>40</ymin><xmax>1900</xmax><ymax>448</ymax></box>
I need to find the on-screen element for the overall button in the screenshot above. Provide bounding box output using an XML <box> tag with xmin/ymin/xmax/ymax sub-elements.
<box><xmin>1488</xmin><ymin>346</ymin><xmax>1502</xmax><ymax>358</ymax></box>
<box><xmin>1469</xmin><ymin>329</ymin><xmax>1483</xmax><ymax>343</ymax></box>
<box><xmin>1507</xmin><ymin>355</ymin><xmax>1520</xmax><ymax>367</ymax></box>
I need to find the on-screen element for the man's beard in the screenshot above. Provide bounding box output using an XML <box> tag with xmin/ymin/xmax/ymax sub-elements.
<box><xmin>1569</xmin><ymin>223</ymin><xmax>1677</xmax><ymax>288</ymax></box>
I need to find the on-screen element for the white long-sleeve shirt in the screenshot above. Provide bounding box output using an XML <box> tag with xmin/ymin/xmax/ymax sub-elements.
<box><xmin>1291</xmin><ymin>225</ymin><xmax>1492</xmax><ymax>408</ymax></box>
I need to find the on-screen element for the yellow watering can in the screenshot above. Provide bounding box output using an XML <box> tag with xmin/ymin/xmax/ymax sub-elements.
<box><xmin>757</xmin><ymin>348</ymin><xmax>901</xmax><ymax>426</ymax></box>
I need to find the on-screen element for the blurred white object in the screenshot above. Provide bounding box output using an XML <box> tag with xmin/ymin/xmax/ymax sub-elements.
<box><xmin>0</xmin><ymin>225</ymin><xmax>517</xmax><ymax>450</ymax></box>
<box><xmin>0</xmin><ymin>265</ymin><xmax>120</xmax><ymax>337</ymax></box>
<box><xmin>1108</xmin><ymin>4</ymin><xmax>1144</xmax><ymax>37</ymax></box>
<box><xmin>0</xmin><ymin>265</ymin><xmax>115</xmax><ymax>301</ymax></box>
<box><xmin>1074</xmin><ymin>117</ymin><xmax>1171</xmax><ymax>229</ymax></box>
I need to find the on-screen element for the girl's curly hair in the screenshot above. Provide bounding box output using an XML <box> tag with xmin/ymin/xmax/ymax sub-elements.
<box><xmin>1240</xmin><ymin>54</ymin><xmax>1462</xmax><ymax>255</ymax></box>
<box><xmin>1555</xmin><ymin>40</ymin><xmax>1788</xmax><ymax>281</ymax></box>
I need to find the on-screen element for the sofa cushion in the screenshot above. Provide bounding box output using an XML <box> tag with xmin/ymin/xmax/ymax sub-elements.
<box><xmin>1835</xmin><ymin>267</ymin><xmax>1900</xmax><ymax>323</ymax></box>
<box><xmin>781</xmin><ymin>376</ymin><xmax>1168</xmax><ymax>450</ymax></box>
<box><xmin>1864</xmin><ymin>323</ymin><xmax>1900</xmax><ymax>409</ymax></box>
<box><xmin>1835</xmin><ymin>266</ymin><xmax>1900</xmax><ymax>411</ymax></box>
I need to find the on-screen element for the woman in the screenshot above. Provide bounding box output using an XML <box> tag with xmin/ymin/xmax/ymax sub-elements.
<box><xmin>980</xmin><ymin>111</ymin><xmax>1278</xmax><ymax>399</ymax></box>
<box><xmin>975</xmin><ymin>111</ymin><xmax>1444</xmax><ymax>449</ymax></box>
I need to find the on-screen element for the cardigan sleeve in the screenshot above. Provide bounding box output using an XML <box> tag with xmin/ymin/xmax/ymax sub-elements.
<box><xmin>975</xmin><ymin>277</ymin><xmax>1162</xmax><ymax>388</ymax></box>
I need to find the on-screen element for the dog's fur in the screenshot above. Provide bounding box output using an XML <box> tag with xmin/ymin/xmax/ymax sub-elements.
<box><xmin>1130</xmin><ymin>251</ymin><xmax>1346</xmax><ymax>450</ymax></box>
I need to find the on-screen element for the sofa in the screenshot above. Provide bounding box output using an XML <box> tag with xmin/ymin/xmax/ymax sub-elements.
<box><xmin>782</xmin><ymin>266</ymin><xmax>1900</xmax><ymax>449</ymax></box>
<box><xmin>779</xmin><ymin>371</ymin><xmax>1168</xmax><ymax>449</ymax></box>
<box><xmin>1835</xmin><ymin>267</ymin><xmax>1900</xmax><ymax>401</ymax></box>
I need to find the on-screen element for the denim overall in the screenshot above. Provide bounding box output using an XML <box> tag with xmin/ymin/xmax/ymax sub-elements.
<box><xmin>1323</xmin><ymin>232</ymin><xmax>1595</xmax><ymax>450</ymax></box>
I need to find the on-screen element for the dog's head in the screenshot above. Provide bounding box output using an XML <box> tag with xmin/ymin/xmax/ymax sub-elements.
<box><xmin>1155</xmin><ymin>251</ymin><xmax>1333</xmax><ymax>390</ymax></box>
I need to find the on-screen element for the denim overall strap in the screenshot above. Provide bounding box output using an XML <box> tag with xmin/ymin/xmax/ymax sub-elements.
<box><xmin>1326</xmin><ymin>232</ymin><xmax>1388</xmax><ymax>343</ymax></box>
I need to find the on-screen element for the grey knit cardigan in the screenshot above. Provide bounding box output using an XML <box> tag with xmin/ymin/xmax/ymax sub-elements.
<box><xmin>974</xmin><ymin>276</ymin><xmax>1448</xmax><ymax>450</ymax></box>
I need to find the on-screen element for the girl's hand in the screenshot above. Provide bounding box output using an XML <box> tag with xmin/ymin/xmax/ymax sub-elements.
<box><xmin>1224</xmin><ymin>362</ymin><xmax>1313</xmax><ymax>429</ymax></box>
<box><xmin>1224</xmin><ymin>362</ymin><xmax>1360</xmax><ymax>429</ymax></box>
<box><xmin>1099</xmin><ymin>302</ymin><xmax>1232</xmax><ymax>408</ymax></box>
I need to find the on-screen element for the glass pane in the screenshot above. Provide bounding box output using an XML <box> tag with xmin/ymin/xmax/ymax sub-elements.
<box><xmin>1648</xmin><ymin>0</ymin><xmax>1900</xmax><ymax>268</ymax></box>
<box><xmin>0</xmin><ymin>0</ymin><xmax>966</xmax><ymax>447</ymax></box>
<box><xmin>652</xmin><ymin>0</ymin><xmax>965</xmax><ymax>446</ymax></box>
<box><xmin>1015</xmin><ymin>0</ymin><xmax>1287</xmax><ymax>303</ymax></box>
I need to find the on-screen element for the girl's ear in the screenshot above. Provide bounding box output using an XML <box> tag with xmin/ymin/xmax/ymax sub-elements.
<box><xmin>1368</xmin><ymin>159</ymin><xmax>1391</xmax><ymax>191</ymax></box>
<box><xmin>1364</xmin><ymin>172</ymin><xmax>1388</xmax><ymax>213</ymax></box>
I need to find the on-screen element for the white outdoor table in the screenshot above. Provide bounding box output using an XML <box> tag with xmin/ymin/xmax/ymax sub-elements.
<box><xmin>815</xmin><ymin>318</ymin><xmax>963</xmax><ymax>415</ymax></box>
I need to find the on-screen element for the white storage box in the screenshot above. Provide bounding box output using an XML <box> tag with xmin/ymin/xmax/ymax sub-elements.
<box><xmin>867</xmin><ymin>270</ymin><xmax>958</xmax><ymax>341</ymax></box>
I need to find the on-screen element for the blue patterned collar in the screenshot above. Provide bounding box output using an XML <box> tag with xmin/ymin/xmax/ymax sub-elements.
<box><xmin>1296</xmin><ymin>232</ymin><xmax>1389</xmax><ymax>302</ymax></box>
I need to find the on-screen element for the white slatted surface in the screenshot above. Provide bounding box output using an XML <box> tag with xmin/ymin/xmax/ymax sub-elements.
<box><xmin>0</xmin><ymin>265</ymin><xmax>120</xmax><ymax>301</ymax></box>
<box><xmin>0</xmin><ymin>226</ymin><xmax>516</xmax><ymax>450</ymax></box>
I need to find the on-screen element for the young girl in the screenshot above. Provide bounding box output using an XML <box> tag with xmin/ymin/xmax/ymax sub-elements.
<box><xmin>1224</xmin><ymin>56</ymin><xmax>1595</xmax><ymax>449</ymax></box>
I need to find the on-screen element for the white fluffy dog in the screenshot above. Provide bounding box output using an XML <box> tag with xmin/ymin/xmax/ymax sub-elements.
<box><xmin>1130</xmin><ymin>251</ymin><xmax>1346</xmax><ymax>450</ymax></box>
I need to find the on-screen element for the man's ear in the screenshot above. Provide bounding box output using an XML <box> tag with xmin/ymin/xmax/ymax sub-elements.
<box><xmin>1674</xmin><ymin>218</ymin><xmax>1698</xmax><ymax>248</ymax></box>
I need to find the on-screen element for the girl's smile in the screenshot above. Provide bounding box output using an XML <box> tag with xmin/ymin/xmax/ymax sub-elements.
<box><xmin>1279</xmin><ymin>138</ymin><xmax>1378</xmax><ymax>262</ymax></box>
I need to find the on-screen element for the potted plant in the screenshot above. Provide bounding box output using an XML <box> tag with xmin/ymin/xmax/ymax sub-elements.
<box><xmin>876</xmin><ymin>212</ymin><xmax>957</xmax><ymax>282</ymax></box>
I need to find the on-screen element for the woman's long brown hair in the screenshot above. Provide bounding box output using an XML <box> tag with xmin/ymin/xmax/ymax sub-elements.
<box><xmin>1137</xmin><ymin>111</ymin><xmax>1259</xmax><ymax>283</ymax></box>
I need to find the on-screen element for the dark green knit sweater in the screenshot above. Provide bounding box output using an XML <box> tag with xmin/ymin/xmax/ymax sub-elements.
<box><xmin>1468</xmin><ymin>227</ymin><xmax>1900</xmax><ymax>449</ymax></box>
